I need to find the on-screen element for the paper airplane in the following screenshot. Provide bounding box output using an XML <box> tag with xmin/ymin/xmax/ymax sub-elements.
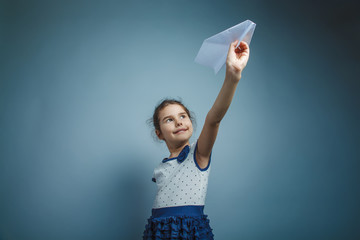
<box><xmin>195</xmin><ymin>20</ymin><xmax>256</xmax><ymax>74</ymax></box>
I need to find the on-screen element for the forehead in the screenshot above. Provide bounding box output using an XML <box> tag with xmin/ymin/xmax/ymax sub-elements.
<box><xmin>158</xmin><ymin>104</ymin><xmax>186</xmax><ymax>119</ymax></box>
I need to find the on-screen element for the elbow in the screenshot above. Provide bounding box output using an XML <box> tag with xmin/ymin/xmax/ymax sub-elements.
<box><xmin>206</xmin><ymin>113</ymin><xmax>221</xmax><ymax>126</ymax></box>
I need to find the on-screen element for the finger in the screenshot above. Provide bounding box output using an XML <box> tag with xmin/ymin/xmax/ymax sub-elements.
<box><xmin>239</xmin><ymin>41</ymin><xmax>250</xmax><ymax>53</ymax></box>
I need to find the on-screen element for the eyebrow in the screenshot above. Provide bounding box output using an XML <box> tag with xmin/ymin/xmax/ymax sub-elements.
<box><xmin>162</xmin><ymin>112</ymin><xmax>187</xmax><ymax>122</ymax></box>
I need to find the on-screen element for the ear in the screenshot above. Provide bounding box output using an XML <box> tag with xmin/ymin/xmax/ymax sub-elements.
<box><xmin>155</xmin><ymin>129</ymin><xmax>164</xmax><ymax>141</ymax></box>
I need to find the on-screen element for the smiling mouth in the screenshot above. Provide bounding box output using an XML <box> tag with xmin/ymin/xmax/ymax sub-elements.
<box><xmin>174</xmin><ymin>129</ymin><xmax>187</xmax><ymax>134</ymax></box>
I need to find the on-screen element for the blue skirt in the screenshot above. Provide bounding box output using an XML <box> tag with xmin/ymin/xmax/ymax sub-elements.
<box><xmin>143</xmin><ymin>206</ymin><xmax>214</xmax><ymax>240</ymax></box>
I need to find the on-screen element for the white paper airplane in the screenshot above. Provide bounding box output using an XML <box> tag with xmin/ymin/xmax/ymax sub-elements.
<box><xmin>195</xmin><ymin>20</ymin><xmax>256</xmax><ymax>74</ymax></box>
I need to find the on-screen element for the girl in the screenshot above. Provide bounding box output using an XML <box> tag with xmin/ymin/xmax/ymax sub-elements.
<box><xmin>143</xmin><ymin>40</ymin><xmax>250</xmax><ymax>239</ymax></box>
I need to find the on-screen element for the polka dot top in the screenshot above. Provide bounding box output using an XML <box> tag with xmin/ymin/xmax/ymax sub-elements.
<box><xmin>152</xmin><ymin>141</ymin><xmax>211</xmax><ymax>209</ymax></box>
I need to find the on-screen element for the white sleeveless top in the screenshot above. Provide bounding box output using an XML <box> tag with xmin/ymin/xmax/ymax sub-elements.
<box><xmin>152</xmin><ymin>141</ymin><xmax>211</xmax><ymax>209</ymax></box>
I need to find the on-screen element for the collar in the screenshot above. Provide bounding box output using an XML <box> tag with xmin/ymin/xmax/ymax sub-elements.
<box><xmin>162</xmin><ymin>145</ymin><xmax>190</xmax><ymax>164</ymax></box>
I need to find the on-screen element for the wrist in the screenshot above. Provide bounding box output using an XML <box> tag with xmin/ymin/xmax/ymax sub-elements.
<box><xmin>225</xmin><ymin>70</ymin><xmax>241</xmax><ymax>83</ymax></box>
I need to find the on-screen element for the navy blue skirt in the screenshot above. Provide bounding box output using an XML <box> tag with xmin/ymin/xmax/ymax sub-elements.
<box><xmin>143</xmin><ymin>206</ymin><xmax>214</xmax><ymax>240</ymax></box>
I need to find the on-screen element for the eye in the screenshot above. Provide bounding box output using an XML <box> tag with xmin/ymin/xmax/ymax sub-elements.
<box><xmin>180</xmin><ymin>114</ymin><xmax>186</xmax><ymax>119</ymax></box>
<box><xmin>165</xmin><ymin>118</ymin><xmax>173</xmax><ymax>123</ymax></box>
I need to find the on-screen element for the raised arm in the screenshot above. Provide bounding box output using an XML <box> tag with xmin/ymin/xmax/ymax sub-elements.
<box><xmin>196</xmin><ymin>40</ymin><xmax>250</xmax><ymax>169</ymax></box>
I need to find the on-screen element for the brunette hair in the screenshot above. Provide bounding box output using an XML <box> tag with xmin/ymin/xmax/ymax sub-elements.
<box><xmin>147</xmin><ymin>98</ymin><xmax>196</xmax><ymax>141</ymax></box>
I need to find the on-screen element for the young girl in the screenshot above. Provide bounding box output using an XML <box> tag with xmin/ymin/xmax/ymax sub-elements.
<box><xmin>143</xmin><ymin>40</ymin><xmax>250</xmax><ymax>239</ymax></box>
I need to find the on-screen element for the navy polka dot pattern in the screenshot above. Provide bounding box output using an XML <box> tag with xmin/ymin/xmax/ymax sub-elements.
<box><xmin>152</xmin><ymin>141</ymin><xmax>211</xmax><ymax>209</ymax></box>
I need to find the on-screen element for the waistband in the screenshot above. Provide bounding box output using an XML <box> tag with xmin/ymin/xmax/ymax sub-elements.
<box><xmin>152</xmin><ymin>205</ymin><xmax>205</xmax><ymax>218</ymax></box>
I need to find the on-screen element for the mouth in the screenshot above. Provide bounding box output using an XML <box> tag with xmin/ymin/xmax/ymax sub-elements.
<box><xmin>174</xmin><ymin>128</ymin><xmax>188</xmax><ymax>134</ymax></box>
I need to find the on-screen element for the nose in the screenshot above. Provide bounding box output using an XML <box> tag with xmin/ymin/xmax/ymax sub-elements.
<box><xmin>175</xmin><ymin>118</ymin><xmax>183</xmax><ymax>126</ymax></box>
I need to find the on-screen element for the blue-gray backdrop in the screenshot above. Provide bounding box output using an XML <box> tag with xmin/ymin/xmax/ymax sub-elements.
<box><xmin>1</xmin><ymin>0</ymin><xmax>359</xmax><ymax>239</ymax></box>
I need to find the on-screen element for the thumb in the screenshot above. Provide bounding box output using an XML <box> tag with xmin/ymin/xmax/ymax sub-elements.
<box><xmin>232</xmin><ymin>39</ymin><xmax>239</xmax><ymax>47</ymax></box>
<box><xmin>227</xmin><ymin>40</ymin><xmax>238</xmax><ymax>56</ymax></box>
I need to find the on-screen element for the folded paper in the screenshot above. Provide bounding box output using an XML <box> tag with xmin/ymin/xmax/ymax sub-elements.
<box><xmin>195</xmin><ymin>20</ymin><xmax>256</xmax><ymax>74</ymax></box>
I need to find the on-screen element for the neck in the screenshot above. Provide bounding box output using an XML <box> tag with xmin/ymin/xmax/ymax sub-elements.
<box><xmin>166</xmin><ymin>140</ymin><xmax>190</xmax><ymax>159</ymax></box>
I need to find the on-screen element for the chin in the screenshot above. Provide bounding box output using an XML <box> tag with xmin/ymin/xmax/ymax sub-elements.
<box><xmin>175</xmin><ymin>134</ymin><xmax>192</xmax><ymax>142</ymax></box>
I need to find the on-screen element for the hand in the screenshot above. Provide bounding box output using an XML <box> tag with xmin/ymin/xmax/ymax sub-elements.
<box><xmin>225</xmin><ymin>40</ymin><xmax>250</xmax><ymax>81</ymax></box>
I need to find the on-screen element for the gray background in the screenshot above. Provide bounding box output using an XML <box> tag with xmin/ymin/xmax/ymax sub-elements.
<box><xmin>1</xmin><ymin>0</ymin><xmax>359</xmax><ymax>239</ymax></box>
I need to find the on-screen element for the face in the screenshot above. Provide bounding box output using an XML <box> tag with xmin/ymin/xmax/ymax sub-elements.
<box><xmin>156</xmin><ymin>104</ymin><xmax>193</xmax><ymax>144</ymax></box>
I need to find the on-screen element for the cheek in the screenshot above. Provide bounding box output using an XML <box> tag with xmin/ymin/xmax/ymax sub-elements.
<box><xmin>188</xmin><ymin>121</ymin><xmax>194</xmax><ymax>132</ymax></box>
<box><xmin>188</xmin><ymin>120</ymin><xmax>193</xmax><ymax>128</ymax></box>
<box><xmin>160</xmin><ymin>124</ymin><xmax>171</xmax><ymax>134</ymax></box>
